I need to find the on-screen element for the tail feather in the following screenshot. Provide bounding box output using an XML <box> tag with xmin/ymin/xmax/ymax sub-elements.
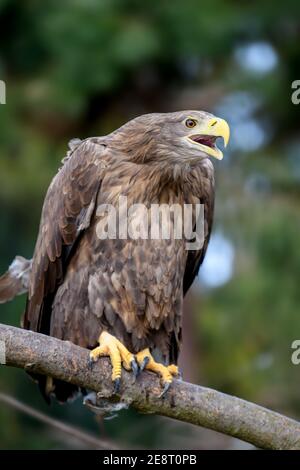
<box><xmin>0</xmin><ymin>256</ymin><xmax>32</xmax><ymax>304</ymax></box>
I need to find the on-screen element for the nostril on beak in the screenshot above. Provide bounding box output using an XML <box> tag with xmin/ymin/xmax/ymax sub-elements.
<box><xmin>210</xmin><ymin>120</ymin><xmax>217</xmax><ymax>127</ymax></box>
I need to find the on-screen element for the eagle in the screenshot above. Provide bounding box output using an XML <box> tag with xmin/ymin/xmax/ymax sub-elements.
<box><xmin>0</xmin><ymin>111</ymin><xmax>229</xmax><ymax>402</ymax></box>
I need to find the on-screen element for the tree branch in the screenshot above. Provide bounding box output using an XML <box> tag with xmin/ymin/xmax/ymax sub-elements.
<box><xmin>1</xmin><ymin>323</ymin><xmax>299</xmax><ymax>450</ymax></box>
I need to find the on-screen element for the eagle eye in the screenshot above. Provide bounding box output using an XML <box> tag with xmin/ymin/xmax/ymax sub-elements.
<box><xmin>185</xmin><ymin>118</ymin><xmax>197</xmax><ymax>128</ymax></box>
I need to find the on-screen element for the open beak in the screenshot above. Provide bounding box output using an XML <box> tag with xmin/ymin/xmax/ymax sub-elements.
<box><xmin>186</xmin><ymin>117</ymin><xmax>230</xmax><ymax>160</ymax></box>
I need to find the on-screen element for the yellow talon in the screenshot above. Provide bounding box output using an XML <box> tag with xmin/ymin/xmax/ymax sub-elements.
<box><xmin>89</xmin><ymin>331</ymin><xmax>137</xmax><ymax>389</ymax></box>
<box><xmin>135</xmin><ymin>348</ymin><xmax>178</xmax><ymax>395</ymax></box>
<box><xmin>167</xmin><ymin>364</ymin><xmax>179</xmax><ymax>376</ymax></box>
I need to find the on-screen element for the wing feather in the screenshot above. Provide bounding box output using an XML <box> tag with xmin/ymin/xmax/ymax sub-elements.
<box><xmin>183</xmin><ymin>162</ymin><xmax>215</xmax><ymax>295</ymax></box>
<box><xmin>23</xmin><ymin>138</ymin><xmax>108</xmax><ymax>334</ymax></box>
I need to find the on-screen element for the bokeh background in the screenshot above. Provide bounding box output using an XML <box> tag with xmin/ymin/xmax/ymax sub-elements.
<box><xmin>0</xmin><ymin>0</ymin><xmax>300</xmax><ymax>449</ymax></box>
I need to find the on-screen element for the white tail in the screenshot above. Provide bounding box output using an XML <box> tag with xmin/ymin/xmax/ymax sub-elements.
<box><xmin>0</xmin><ymin>256</ymin><xmax>32</xmax><ymax>303</ymax></box>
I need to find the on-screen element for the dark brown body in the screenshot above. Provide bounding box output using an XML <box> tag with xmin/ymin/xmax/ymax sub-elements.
<box><xmin>22</xmin><ymin>112</ymin><xmax>215</xmax><ymax>401</ymax></box>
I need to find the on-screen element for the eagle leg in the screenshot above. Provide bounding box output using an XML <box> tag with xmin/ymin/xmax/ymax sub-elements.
<box><xmin>135</xmin><ymin>348</ymin><xmax>179</xmax><ymax>397</ymax></box>
<box><xmin>89</xmin><ymin>331</ymin><xmax>138</xmax><ymax>393</ymax></box>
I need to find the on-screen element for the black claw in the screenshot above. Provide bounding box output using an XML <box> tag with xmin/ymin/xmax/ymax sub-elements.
<box><xmin>131</xmin><ymin>358</ymin><xmax>139</xmax><ymax>378</ymax></box>
<box><xmin>88</xmin><ymin>356</ymin><xmax>95</xmax><ymax>370</ymax></box>
<box><xmin>113</xmin><ymin>378</ymin><xmax>121</xmax><ymax>394</ymax></box>
<box><xmin>140</xmin><ymin>356</ymin><xmax>150</xmax><ymax>371</ymax></box>
<box><xmin>159</xmin><ymin>381</ymin><xmax>171</xmax><ymax>398</ymax></box>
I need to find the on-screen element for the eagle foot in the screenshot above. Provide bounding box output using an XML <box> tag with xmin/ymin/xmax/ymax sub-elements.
<box><xmin>89</xmin><ymin>331</ymin><xmax>138</xmax><ymax>392</ymax></box>
<box><xmin>135</xmin><ymin>348</ymin><xmax>179</xmax><ymax>397</ymax></box>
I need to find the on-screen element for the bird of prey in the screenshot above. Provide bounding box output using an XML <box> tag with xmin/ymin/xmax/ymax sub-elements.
<box><xmin>0</xmin><ymin>111</ymin><xmax>229</xmax><ymax>401</ymax></box>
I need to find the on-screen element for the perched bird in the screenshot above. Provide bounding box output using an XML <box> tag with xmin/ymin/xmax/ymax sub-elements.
<box><xmin>0</xmin><ymin>111</ymin><xmax>229</xmax><ymax>402</ymax></box>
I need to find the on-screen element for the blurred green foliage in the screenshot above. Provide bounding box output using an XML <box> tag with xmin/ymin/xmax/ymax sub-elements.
<box><xmin>0</xmin><ymin>0</ymin><xmax>300</xmax><ymax>449</ymax></box>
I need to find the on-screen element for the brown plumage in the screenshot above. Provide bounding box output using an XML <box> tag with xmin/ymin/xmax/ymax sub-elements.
<box><xmin>1</xmin><ymin>111</ymin><xmax>230</xmax><ymax>402</ymax></box>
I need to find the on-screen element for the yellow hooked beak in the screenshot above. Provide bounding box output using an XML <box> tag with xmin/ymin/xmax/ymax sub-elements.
<box><xmin>185</xmin><ymin>116</ymin><xmax>230</xmax><ymax>160</ymax></box>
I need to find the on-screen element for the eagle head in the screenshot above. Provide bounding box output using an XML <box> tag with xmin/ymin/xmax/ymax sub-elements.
<box><xmin>109</xmin><ymin>110</ymin><xmax>230</xmax><ymax>164</ymax></box>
